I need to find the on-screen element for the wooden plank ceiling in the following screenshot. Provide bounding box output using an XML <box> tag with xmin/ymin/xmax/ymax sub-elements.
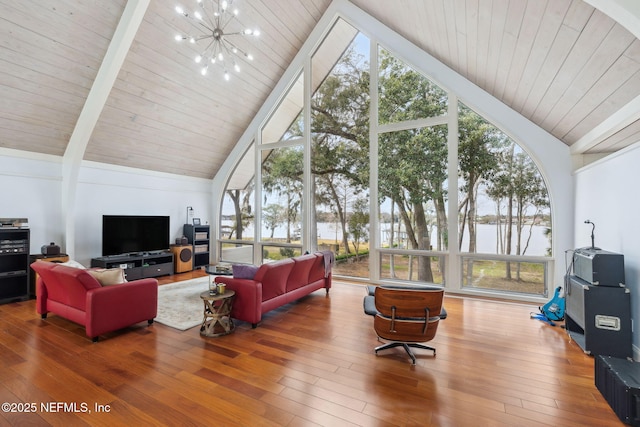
<box><xmin>0</xmin><ymin>0</ymin><xmax>638</xmax><ymax>179</ymax></box>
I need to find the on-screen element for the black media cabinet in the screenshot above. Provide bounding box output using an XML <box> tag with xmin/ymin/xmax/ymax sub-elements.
<box><xmin>91</xmin><ymin>252</ymin><xmax>174</xmax><ymax>280</ymax></box>
<box><xmin>0</xmin><ymin>227</ymin><xmax>30</xmax><ymax>304</ymax></box>
<box><xmin>183</xmin><ymin>224</ymin><xmax>210</xmax><ymax>269</ymax></box>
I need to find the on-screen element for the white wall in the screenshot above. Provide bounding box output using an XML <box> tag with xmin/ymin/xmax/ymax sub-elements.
<box><xmin>574</xmin><ymin>142</ymin><xmax>640</xmax><ymax>357</ymax></box>
<box><xmin>0</xmin><ymin>151</ymin><xmax>213</xmax><ymax>267</ymax></box>
<box><xmin>0</xmin><ymin>153</ymin><xmax>63</xmax><ymax>252</ymax></box>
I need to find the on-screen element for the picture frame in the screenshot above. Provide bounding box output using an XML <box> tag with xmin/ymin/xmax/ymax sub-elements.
<box><xmin>192</xmin><ymin>218</ymin><xmax>201</xmax><ymax>225</ymax></box>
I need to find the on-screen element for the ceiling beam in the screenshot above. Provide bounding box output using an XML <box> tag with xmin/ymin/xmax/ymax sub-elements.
<box><xmin>62</xmin><ymin>0</ymin><xmax>150</xmax><ymax>257</ymax></box>
<box><xmin>570</xmin><ymin>94</ymin><xmax>640</xmax><ymax>154</ymax></box>
<box><xmin>572</xmin><ymin>0</ymin><xmax>640</xmax><ymax>154</ymax></box>
<box><xmin>584</xmin><ymin>0</ymin><xmax>640</xmax><ymax>41</ymax></box>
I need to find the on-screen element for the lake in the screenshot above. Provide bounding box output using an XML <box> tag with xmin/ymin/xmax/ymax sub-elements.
<box><xmin>224</xmin><ymin>221</ymin><xmax>551</xmax><ymax>256</ymax></box>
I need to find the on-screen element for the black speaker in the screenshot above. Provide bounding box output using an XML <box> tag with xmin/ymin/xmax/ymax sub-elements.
<box><xmin>170</xmin><ymin>245</ymin><xmax>193</xmax><ymax>273</ymax></box>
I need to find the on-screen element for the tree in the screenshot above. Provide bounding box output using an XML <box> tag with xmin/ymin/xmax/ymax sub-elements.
<box><xmin>311</xmin><ymin>46</ymin><xmax>370</xmax><ymax>254</ymax></box>
<box><xmin>457</xmin><ymin>106</ymin><xmax>502</xmax><ymax>252</ymax></box>
<box><xmin>376</xmin><ymin>51</ymin><xmax>449</xmax><ymax>281</ymax></box>
<box><xmin>262</xmin><ymin>204</ymin><xmax>285</xmax><ymax>239</ymax></box>
<box><xmin>262</xmin><ymin>147</ymin><xmax>303</xmax><ymax>243</ymax></box>
<box><xmin>348</xmin><ymin>197</ymin><xmax>369</xmax><ymax>260</ymax></box>
<box><xmin>378</xmin><ymin>127</ymin><xmax>447</xmax><ymax>282</ymax></box>
<box><xmin>486</xmin><ymin>143</ymin><xmax>549</xmax><ymax>279</ymax></box>
<box><xmin>225</xmin><ymin>185</ymin><xmax>253</xmax><ymax>240</ymax></box>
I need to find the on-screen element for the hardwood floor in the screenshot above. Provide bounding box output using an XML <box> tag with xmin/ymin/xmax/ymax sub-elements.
<box><xmin>0</xmin><ymin>270</ymin><xmax>624</xmax><ymax>426</ymax></box>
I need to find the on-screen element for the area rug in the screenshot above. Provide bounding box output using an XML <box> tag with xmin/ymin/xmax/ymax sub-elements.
<box><xmin>155</xmin><ymin>277</ymin><xmax>211</xmax><ymax>330</ymax></box>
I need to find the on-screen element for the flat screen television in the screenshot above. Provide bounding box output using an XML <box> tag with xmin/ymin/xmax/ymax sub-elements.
<box><xmin>102</xmin><ymin>215</ymin><xmax>170</xmax><ymax>256</ymax></box>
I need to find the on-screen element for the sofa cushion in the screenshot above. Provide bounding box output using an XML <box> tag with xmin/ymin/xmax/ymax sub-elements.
<box><xmin>88</xmin><ymin>268</ymin><xmax>127</xmax><ymax>286</ymax></box>
<box><xmin>308</xmin><ymin>253</ymin><xmax>326</xmax><ymax>284</ymax></box>
<box><xmin>232</xmin><ymin>264</ymin><xmax>259</xmax><ymax>279</ymax></box>
<box><xmin>287</xmin><ymin>254</ymin><xmax>316</xmax><ymax>292</ymax></box>
<box><xmin>255</xmin><ymin>259</ymin><xmax>295</xmax><ymax>301</ymax></box>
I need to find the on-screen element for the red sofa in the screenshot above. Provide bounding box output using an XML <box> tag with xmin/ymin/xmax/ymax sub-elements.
<box><xmin>214</xmin><ymin>252</ymin><xmax>333</xmax><ymax>327</ymax></box>
<box><xmin>31</xmin><ymin>262</ymin><xmax>158</xmax><ymax>342</ymax></box>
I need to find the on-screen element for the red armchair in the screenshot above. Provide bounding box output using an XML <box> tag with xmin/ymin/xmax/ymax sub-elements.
<box><xmin>31</xmin><ymin>262</ymin><xmax>158</xmax><ymax>342</ymax></box>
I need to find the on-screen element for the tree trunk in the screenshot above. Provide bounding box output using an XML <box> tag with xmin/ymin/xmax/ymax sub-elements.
<box><xmin>398</xmin><ymin>203</ymin><xmax>418</xmax><ymax>249</ymax></box>
<box><xmin>389</xmin><ymin>198</ymin><xmax>396</xmax><ymax>277</ymax></box>
<box><xmin>434</xmin><ymin>194</ymin><xmax>447</xmax><ymax>251</ymax></box>
<box><xmin>286</xmin><ymin>191</ymin><xmax>292</xmax><ymax>243</ymax></box>
<box><xmin>326</xmin><ymin>181</ymin><xmax>350</xmax><ymax>254</ymax></box>
<box><xmin>505</xmin><ymin>195</ymin><xmax>513</xmax><ymax>280</ymax></box>
<box><xmin>310</xmin><ymin>178</ymin><xmax>318</xmax><ymax>251</ymax></box>
<box><xmin>458</xmin><ymin>198</ymin><xmax>468</xmax><ymax>250</ymax></box>
<box><xmin>414</xmin><ymin>202</ymin><xmax>434</xmax><ymax>282</ymax></box>
<box><xmin>434</xmin><ymin>194</ymin><xmax>447</xmax><ymax>277</ymax></box>
<box><xmin>467</xmin><ymin>177</ymin><xmax>479</xmax><ymax>253</ymax></box>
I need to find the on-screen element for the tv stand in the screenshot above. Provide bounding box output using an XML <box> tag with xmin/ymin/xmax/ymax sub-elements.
<box><xmin>91</xmin><ymin>252</ymin><xmax>173</xmax><ymax>280</ymax></box>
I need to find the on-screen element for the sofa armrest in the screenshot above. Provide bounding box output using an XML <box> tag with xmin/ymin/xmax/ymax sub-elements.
<box><xmin>215</xmin><ymin>276</ymin><xmax>262</xmax><ymax>325</ymax></box>
<box><xmin>85</xmin><ymin>278</ymin><xmax>158</xmax><ymax>338</ymax></box>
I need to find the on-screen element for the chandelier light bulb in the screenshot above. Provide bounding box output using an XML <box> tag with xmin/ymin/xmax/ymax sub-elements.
<box><xmin>174</xmin><ymin>0</ymin><xmax>259</xmax><ymax>80</ymax></box>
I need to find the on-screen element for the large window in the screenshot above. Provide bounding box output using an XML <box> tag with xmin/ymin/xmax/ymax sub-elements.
<box><xmin>219</xmin><ymin>18</ymin><xmax>553</xmax><ymax>297</ymax></box>
<box><xmin>219</xmin><ymin>143</ymin><xmax>255</xmax><ymax>264</ymax></box>
<box><xmin>311</xmin><ymin>24</ymin><xmax>370</xmax><ymax>278</ymax></box>
<box><xmin>376</xmin><ymin>50</ymin><xmax>449</xmax><ymax>285</ymax></box>
<box><xmin>261</xmin><ymin>145</ymin><xmax>303</xmax><ymax>248</ymax></box>
<box><xmin>457</xmin><ymin>104</ymin><xmax>551</xmax><ymax>295</ymax></box>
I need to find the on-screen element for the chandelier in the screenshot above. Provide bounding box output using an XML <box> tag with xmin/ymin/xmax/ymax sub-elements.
<box><xmin>174</xmin><ymin>0</ymin><xmax>259</xmax><ymax>80</ymax></box>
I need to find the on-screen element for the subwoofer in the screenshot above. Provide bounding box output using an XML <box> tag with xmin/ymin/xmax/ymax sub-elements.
<box><xmin>170</xmin><ymin>244</ymin><xmax>193</xmax><ymax>273</ymax></box>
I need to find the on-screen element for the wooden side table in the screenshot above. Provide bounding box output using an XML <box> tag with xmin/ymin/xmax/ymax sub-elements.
<box><xmin>199</xmin><ymin>290</ymin><xmax>235</xmax><ymax>337</ymax></box>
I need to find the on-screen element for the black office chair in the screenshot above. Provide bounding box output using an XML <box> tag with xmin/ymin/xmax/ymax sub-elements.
<box><xmin>364</xmin><ymin>285</ymin><xmax>444</xmax><ymax>364</ymax></box>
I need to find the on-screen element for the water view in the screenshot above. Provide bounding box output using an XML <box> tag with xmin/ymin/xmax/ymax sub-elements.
<box><xmin>223</xmin><ymin>221</ymin><xmax>551</xmax><ymax>257</ymax></box>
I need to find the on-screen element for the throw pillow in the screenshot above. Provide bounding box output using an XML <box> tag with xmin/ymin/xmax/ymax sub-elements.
<box><xmin>60</xmin><ymin>260</ymin><xmax>86</xmax><ymax>269</ymax></box>
<box><xmin>232</xmin><ymin>264</ymin><xmax>259</xmax><ymax>279</ymax></box>
<box><xmin>88</xmin><ymin>268</ymin><xmax>127</xmax><ymax>286</ymax></box>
